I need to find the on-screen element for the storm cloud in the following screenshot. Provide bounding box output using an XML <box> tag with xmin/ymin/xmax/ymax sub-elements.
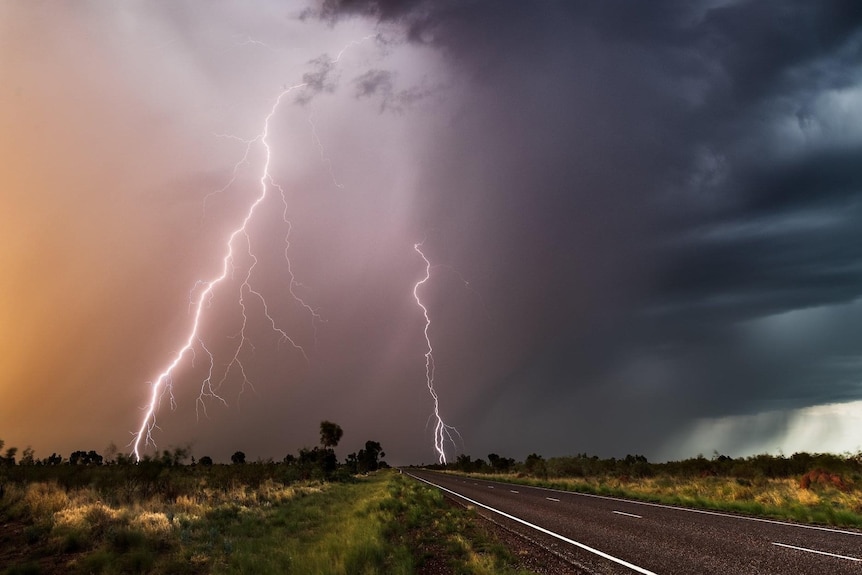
<box><xmin>2</xmin><ymin>1</ymin><xmax>862</xmax><ymax>464</ymax></box>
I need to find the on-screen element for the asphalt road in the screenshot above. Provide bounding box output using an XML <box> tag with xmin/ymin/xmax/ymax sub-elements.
<box><xmin>404</xmin><ymin>469</ymin><xmax>862</xmax><ymax>575</ymax></box>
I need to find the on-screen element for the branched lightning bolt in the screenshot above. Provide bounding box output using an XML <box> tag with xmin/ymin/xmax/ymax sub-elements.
<box><xmin>413</xmin><ymin>242</ymin><xmax>461</xmax><ymax>464</ymax></box>
<box><xmin>132</xmin><ymin>83</ymin><xmax>312</xmax><ymax>460</ymax></box>
<box><xmin>133</xmin><ymin>35</ymin><xmax>425</xmax><ymax>461</ymax></box>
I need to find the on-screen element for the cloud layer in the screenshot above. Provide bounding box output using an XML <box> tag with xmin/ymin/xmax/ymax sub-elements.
<box><xmin>3</xmin><ymin>1</ymin><xmax>862</xmax><ymax>463</ymax></box>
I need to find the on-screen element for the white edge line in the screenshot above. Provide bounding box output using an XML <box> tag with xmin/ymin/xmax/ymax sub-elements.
<box><xmin>613</xmin><ymin>510</ymin><xmax>642</xmax><ymax>519</ymax></box>
<box><xmin>546</xmin><ymin>497</ymin><xmax>561</xmax><ymax>502</ymax></box>
<box><xmin>772</xmin><ymin>542</ymin><xmax>861</xmax><ymax>562</ymax></box>
<box><xmin>407</xmin><ymin>472</ymin><xmax>657</xmax><ymax>575</ymax></box>
<box><xmin>476</xmin><ymin>476</ymin><xmax>861</xmax><ymax>537</ymax></box>
<box><xmin>510</xmin><ymin>489</ymin><xmax>520</xmax><ymax>493</ymax></box>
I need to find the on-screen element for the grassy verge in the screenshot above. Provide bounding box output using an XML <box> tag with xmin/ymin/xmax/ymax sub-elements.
<box><xmin>384</xmin><ymin>472</ymin><xmax>536</xmax><ymax>575</ymax></box>
<box><xmin>209</xmin><ymin>472</ymin><xmax>409</xmax><ymax>574</ymax></box>
<box><xmin>445</xmin><ymin>471</ymin><xmax>862</xmax><ymax>528</ymax></box>
<box><xmin>1</xmin><ymin>469</ymin><xmax>536</xmax><ymax>575</ymax></box>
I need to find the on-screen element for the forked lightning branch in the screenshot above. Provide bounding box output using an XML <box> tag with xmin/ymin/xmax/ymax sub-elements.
<box><xmin>131</xmin><ymin>42</ymin><xmax>460</xmax><ymax>462</ymax></box>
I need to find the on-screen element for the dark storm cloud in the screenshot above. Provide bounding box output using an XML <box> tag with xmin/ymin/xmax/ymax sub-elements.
<box><xmin>658</xmin><ymin>152</ymin><xmax>862</xmax><ymax>321</ymax></box>
<box><xmin>354</xmin><ymin>69</ymin><xmax>393</xmax><ymax>95</ymax></box>
<box><xmin>353</xmin><ymin>69</ymin><xmax>430</xmax><ymax>112</ymax></box>
<box><xmin>296</xmin><ymin>54</ymin><xmax>340</xmax><ymax>104</ymax></box>
<box><xmin>316</xmin><ymin>0</ymin><xmax>862</xmax><ymax>458</ymax></box>
<box><xmin>353</xmin><ymin>69</ymin><xmax>396</xmax><ymax>111</ymax></box>
<box><xmin>316</xmin><ymin>0</ymin><xmax>425</xmax><ymax>23</ymax></box>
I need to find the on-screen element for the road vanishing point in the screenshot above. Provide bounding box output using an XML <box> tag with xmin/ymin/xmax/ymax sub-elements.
<box><xmin>405</xmin><ymin>469</ymin><xmax>861</xmax><ymax>574</ymax></box>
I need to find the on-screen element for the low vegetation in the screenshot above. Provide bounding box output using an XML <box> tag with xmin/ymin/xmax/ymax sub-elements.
<box><xmin>4</xmin><ymin>427</ymin><xmax>861</xmax><ymax>574</ymax></box>
<box><xmin>0</xmin><ymin>470</ymin><xmax>537</xmax><ymax>575</ymax></box>
<box><xmin>427</xmin><ymin>450</ymin><xmax>862</xmax><ymax>528</ymax></box>
<box><xmin>0</xmin><ymin>428</ymin><xmax>536</xmax><ymax>575</ymax></box>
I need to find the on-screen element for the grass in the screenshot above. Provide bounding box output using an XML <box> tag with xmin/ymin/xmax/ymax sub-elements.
<box><xmin>212</xmin><ymin>473</ymin><xmax>409</xmax><ymax>574</ymax></box>
<box><xmin>448</xmin><ymin>471</ymin><xmax>862</xmax><ymax>528</ymax></box>
<box><xmin>0</xmin><ymin>469</ymin><xmax>537</xmax><ymax>575</ymax></box>
<box><xmin>383</xmin><ymin>473</ymin><xmax>536</xmax><ymax>575</ymax></box>
<box><xmin>9</xmin><ymin>458</ymin><xmax>857</xmax><ymax>573</ymax></box>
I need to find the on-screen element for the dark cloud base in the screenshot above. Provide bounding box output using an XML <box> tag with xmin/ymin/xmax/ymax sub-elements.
<box><xmin>313</xmin><ymin>0</ymin><xmax>862</xmax><ymax>459</ymax></box>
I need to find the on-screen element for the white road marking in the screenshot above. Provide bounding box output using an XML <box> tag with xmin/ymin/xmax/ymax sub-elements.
<box><xmin>546</xmin><ymin>497</ymin><xmax>561</xmax><ymax>502</ymax></box>
<box><xmin>772</xmin><ymin>542</ymin><xmax>861</xmax><ymax>562</ymax></box>
<box><xmin>510</xmin><ymin>490</ymin><xmax>520</xmax><ymax>494</ymax></box>
<box><xmin>408</xmin><ymin>473</ymin><xmax>657</xmax><ymax>575</ymax></box>
<box><xmin>513</xmin><ymin>481</ymin><xmax>862</xmax><ymax>537</ymax></box>
<box><xmin>488</xmin><ymin>485</ymin><xmax>494</xmax><ymax>488</ymax></box>
<box><xmin>613</xmin><ymin>511</ymin><xmax>642</xmax><ymax>519</ymax></box>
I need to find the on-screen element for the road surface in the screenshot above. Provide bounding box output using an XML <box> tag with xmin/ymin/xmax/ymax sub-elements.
<box><xmin>405</xmin><ymin>469</ymin><xmax>862</xmax><ymax>574</ymax></box>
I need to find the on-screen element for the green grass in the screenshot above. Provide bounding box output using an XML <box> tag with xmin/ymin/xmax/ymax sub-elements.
<box><xmin>384</xmin><ymin>473</ymin><xmax>536</xmax><ymax>575</ymax></box>
<box><xmin>212</xmin><ymin>471</ymin><xmax>536</xmax><ymax>574</ymax></box>
<box><xmin>1</xmin><ymin>469</ymin><xmax>538</xmax><ymax>575</ymax></box>
<box><xmin>211</xmin><ymin>474</ymin><xmax>412</xmax><ymax>574</ymax></box>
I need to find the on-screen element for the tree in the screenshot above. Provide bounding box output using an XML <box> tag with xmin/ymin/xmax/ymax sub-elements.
<box><xmin>44</xmin><ymin>453</ymin><xmax>63</xmax><ymax>466</ymax></box>
<box><xmin>199</xmin><ymin>455</ymin><xmax>213</xmax><ymax>466</ymax></box>
<box><xmin>345</xmin><ymin>451</ymin><xmax>359</xmax><ymax>473</ymax></box>
<box><xmin>296</xmin><ymin>447</ymin><xmax>323</xmax><ymax>479</ymax></box>
<box><xmin>231</xmin><ymin>451</ymin><xmax>246</xmax><ymax>465</ymax></box>
<box><xmin>488</xmin><ymin>453</ymin><xmax>515</xmax><ymax>473</ymax></box>
<box><xmin>358</xmin><ymin>441</ymin><xmax>385</xmax><ymax>473</ymax></box>
<box><xmin>19</xmin><ymin>447</ymin><xmax>35</xmax><ymax>466</ymax></box>
<box><xmin>319</xmin><ymin>421</ymin><xmax>344</xmax><ymax>449</ymax></box>
<box><xmin>160</xmin><ymin>446</ymin><xmax>190</xmax><ymax>466</ymax></box>
<box><xmin>69</xmin><ymin>450</ymin><xmax>103</xmax><ymax>465</ymax></box>
<box><xmin>524</xmin><ymin>453</ymin><xmax>546</xmax><ymax>478</ymax></box>
<box><xmin>454</xmin><ymin>453</ymin><xmax>473</xmax><ymax>472</ymax></box>
<box><xmin>1</xmin><ymin>446</ymin><xmax>17</xmax><ymax>466</ymax></box>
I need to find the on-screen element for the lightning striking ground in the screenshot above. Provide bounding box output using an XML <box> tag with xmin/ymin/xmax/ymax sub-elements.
<box><xmin>413</xmin><ymin>242</ymin><xmax>460</xmax><ymax>464</ymax></box>
<box><xmin>131</xmin><ymin>83</ymin><xmax>312</xmax><ymax>460</ymax></box>
<box><xmin>131</xmin><ymin>35</ymin><xmax>458</xmax><ymax>463</ymax></box>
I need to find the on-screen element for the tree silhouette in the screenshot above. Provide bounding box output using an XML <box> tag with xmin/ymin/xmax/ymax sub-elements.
<box><xmin>69</xmin><ymin>450</ymin><xmax>103</xmax><ymax>465</ymax></box>
<box><xmin>357</xmin><ymin>440</ymin><xmax>384</xmax><ymax>473</ymax></box>
<box><xmin>488</xmin><ymin>453</ymin><xmax>515</xmax><ymax>472</ymax></box>
<box><xmin>319</xmin><ymin>421</ymin><xmax>343</xmax><ymax>449</ymax></box>
<box><xmin>20</xmin><ymin>447</ymin><xmax>35</xmax><ymax>466</ymax></box>
<box><xmin>1</xmin><ymin>444</ymin><xmax>16</xmax><ymax>466</ymax></box>
<box><xmin>159</xmin><ymin>446</ymin><xmax>190</xmax><ymax>466</ymax></box>
<box><xmin>44</xmin><ymin>453</ymin><xmax>63</xmax><ymax>466</ymax></box>
<box><xmin>231</xmin><ymin>451</ymin><xmax>246</xmax><ymax>465</ymax></box>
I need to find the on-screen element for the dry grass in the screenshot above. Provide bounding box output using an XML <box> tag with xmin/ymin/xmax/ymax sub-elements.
<box><xmin>1</xmin><ymin>475</ymin><xmax>326</xmax><ymax>574</ymax></box>
<box><xmin>2</xmin><ymin>470</ymin><xmax>535</xmax><ymax>575</ymax></box>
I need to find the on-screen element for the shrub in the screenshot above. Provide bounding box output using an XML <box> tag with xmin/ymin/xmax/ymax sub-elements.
<box><xmin>23</xmin><ymin>482</ymin><xmax>69</xmax><ymax>521</ymax></box>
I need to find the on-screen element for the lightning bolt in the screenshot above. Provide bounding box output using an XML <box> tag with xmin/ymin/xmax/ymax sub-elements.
<box><xmin>132</xmin><ymin>34</ymin><xmax>451</xmax><ymax>462</ymax></box>
<box><xmin>132</xmin><ymin>83</ymin><xmax>313</xmax><ymax>460</ymax></box>
<box><xmin>413</xmin><ymin>241</ymin><xmax>461</xmax><ymax>464</ymax></box>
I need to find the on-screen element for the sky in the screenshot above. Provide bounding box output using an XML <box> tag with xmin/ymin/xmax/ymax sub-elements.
<box><xmin>2</xmin><ymin>1</ymin><xmax>862</xmax><ymax>465</ymax></box>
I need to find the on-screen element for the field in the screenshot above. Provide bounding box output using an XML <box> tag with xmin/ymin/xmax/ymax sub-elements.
<box><xmin>0</xmin><ymin>465</ymin><xmax>537</xmax><ymax>575</ymax></box>
<box><xmin>3</xmin><ymin>450</ymin><xmax>861</xmax><ymax>574</ymax></box>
